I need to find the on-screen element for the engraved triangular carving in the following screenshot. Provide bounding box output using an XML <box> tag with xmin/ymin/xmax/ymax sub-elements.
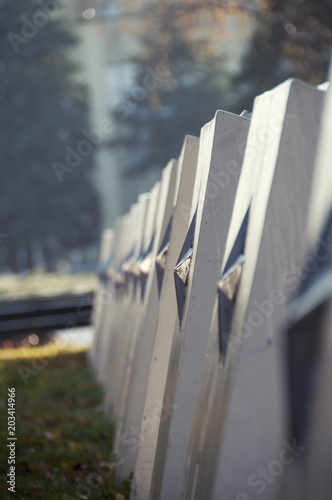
<box><xmin>218</xmin><ymin>204</ymin><xmax>250</xmax><ymax>359</ymax></box>
<box><xmin>174</xmin><ymin>209</ymin><xmax>197</xmax><ymax>323</ymax></box>
<box><xmin>218</xmin><ymin>254</ymin><xmax>245</xmax><ymax>302</ymax></box>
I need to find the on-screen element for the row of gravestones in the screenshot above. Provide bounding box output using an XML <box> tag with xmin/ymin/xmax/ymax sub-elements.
<box><xmin>90</xmin><ymin>70</ymin><xmax>332</xmax><ymax>500</ymax></box>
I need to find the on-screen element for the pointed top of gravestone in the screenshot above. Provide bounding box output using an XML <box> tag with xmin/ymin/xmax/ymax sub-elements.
<box><xmin>317</xmin><ymin>81</ymin><xmax>329</xmax><ymax>91</ymax></box>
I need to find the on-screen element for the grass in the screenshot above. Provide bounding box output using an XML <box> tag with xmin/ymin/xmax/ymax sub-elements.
<box><xmin>0</xmin><ymin>346</ymin><xmax>131</xmax><ymax>499</ymax></box>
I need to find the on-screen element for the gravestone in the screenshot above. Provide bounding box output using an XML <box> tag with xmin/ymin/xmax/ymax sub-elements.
<box><xmin>189</xmin><ymin>79</ymin><xmax>325</xmax><ymax>500</ymax></box>
<box><xmin>115</xmin><ymin>159</ymin><xmax>179</xmax><ymax>480</ymax></box>
<box><xmin>182</xmin><ymin>82</ymin><xmax>280</xmax><ymax>500</ymax></box>
<box><xmin>152</xmin><ymin>110</ymin><xmax>250</xmax><ymax>500</ymax></box>
<box><xmin>281</xmin><ymin>73</ymin><xmax>332</xmax><ymax>500</ymax></box>
<box><xmin>131</xmin><ymin>136</ymin><xmax>200</xmax><ymax>500</ymax></box>
<box><xmin>104</xmin><ymin>184</ymin><xmax>159</xmax><ymax>421</ymax></box>
<box><xmin>104</xmin><ymin>195</ymin><xmax>151</xmax><ymax>422</ymax></box>
<box><xmin>96</xmin><ymin>214</ymin><xmax>129</xmax><ymax>390</ymax></box>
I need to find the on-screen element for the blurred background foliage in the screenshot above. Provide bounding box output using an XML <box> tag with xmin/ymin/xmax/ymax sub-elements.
<box><xmin>0</xmin><ymin>0</ymin><xmax>101</xmax><ymax>272</ymax></box>
<box><xmin>112</xmin><ymin>0</ymin><xmax>332</xmax><ymax>181</ymax></box>
<box><xmin>0</xmin><ymin>0</ymin><xmax>331</xmax><ymax>273</ymax></box>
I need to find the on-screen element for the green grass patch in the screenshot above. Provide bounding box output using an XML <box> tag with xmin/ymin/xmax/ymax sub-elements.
<box><xmin>0</xmin><ymin>351</ymin><xmax>131</xmax><ymax>499</ymax></box>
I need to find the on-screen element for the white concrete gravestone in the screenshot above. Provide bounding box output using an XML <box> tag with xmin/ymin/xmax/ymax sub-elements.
<box><xmin>105</xmin><ymin>195</ymin><xmax>151</xmax><ymax>426</ymax></box>
<box><xmin>109</xmin><ymin>181</ymin><xmax>161</xmax><ymax>448</ymax></box>
<box><xmin>189</xmin><ymin>79</ymin><xmax>325</xmax><ymax>500</ymax></box>
<box><xmin>152</xmin><ymin>110</ymin><xmax>250</xmax><ymax>500</ymax></box>
<box><xmin>148</xmin><ymin>126</ymin><xmax>211</xmax><ymax>500</ymax></box>
<box><xmin>116</xmin><ymin>159</ymin><xmax>179</xmax><ymax>480</ymax></box>
<box><xmin>97</xmin><ymin>214</ymin><xmax>129</xmax><ymax>391</ymax></box>
<box><xmin>280</xmin><ymin>72</ymin><xmax>332</xmax><ymax>500</ymax></box>
<box><xmin>182</xmin><ymin>82</ymin><xmax>280</xmax><ymax>500</ymax></box>
<box><xmin>96</xmin><ymin>210</ymin><xmax>133</xmax><ymax>392</ymax></box>
<box><xmin>105</xmin><ymin>183</ymin><xmax>160</xmax><ymax>422</ymax></box>
<box><xmin>95</xmin><ymin>201</ymin><xmax>142</xmax><ymax>408</ymax></box>
<box><xmin>131</xmin><ymin>135</ymin><xmax>200</xmax><ymax>500</ymax></box>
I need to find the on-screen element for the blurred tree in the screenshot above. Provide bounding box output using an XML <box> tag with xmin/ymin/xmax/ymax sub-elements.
<box><xmin>109</xmin><ymin>1</ymin><xmax>229</xmax><ymax>181</ymax></box>
<box><xmin>111</xmin><ymin>0</ymin><xmax>332</xmax><ymax>175</ymax></box>
<box><xmin>0</xmin><ymin>0</ymin><xmax>101</xmax><ymax>271</ymax></box>
<box><xmin>230</xmin><ymin>0</ymin><xmax>332</xmax><ymax>112</ymax></box>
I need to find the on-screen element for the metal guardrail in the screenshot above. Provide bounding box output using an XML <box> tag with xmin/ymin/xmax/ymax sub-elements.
<box><xmin>0</xmin><ymin>291</ymin><xmax>94</xmax><ymax>336</ymax></box>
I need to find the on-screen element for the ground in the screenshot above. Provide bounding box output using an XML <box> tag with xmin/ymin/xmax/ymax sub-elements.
<box><xmin>0</xmin><ymin>344</ymin><xmax>131</xmax><ymax>499</ymax></box>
